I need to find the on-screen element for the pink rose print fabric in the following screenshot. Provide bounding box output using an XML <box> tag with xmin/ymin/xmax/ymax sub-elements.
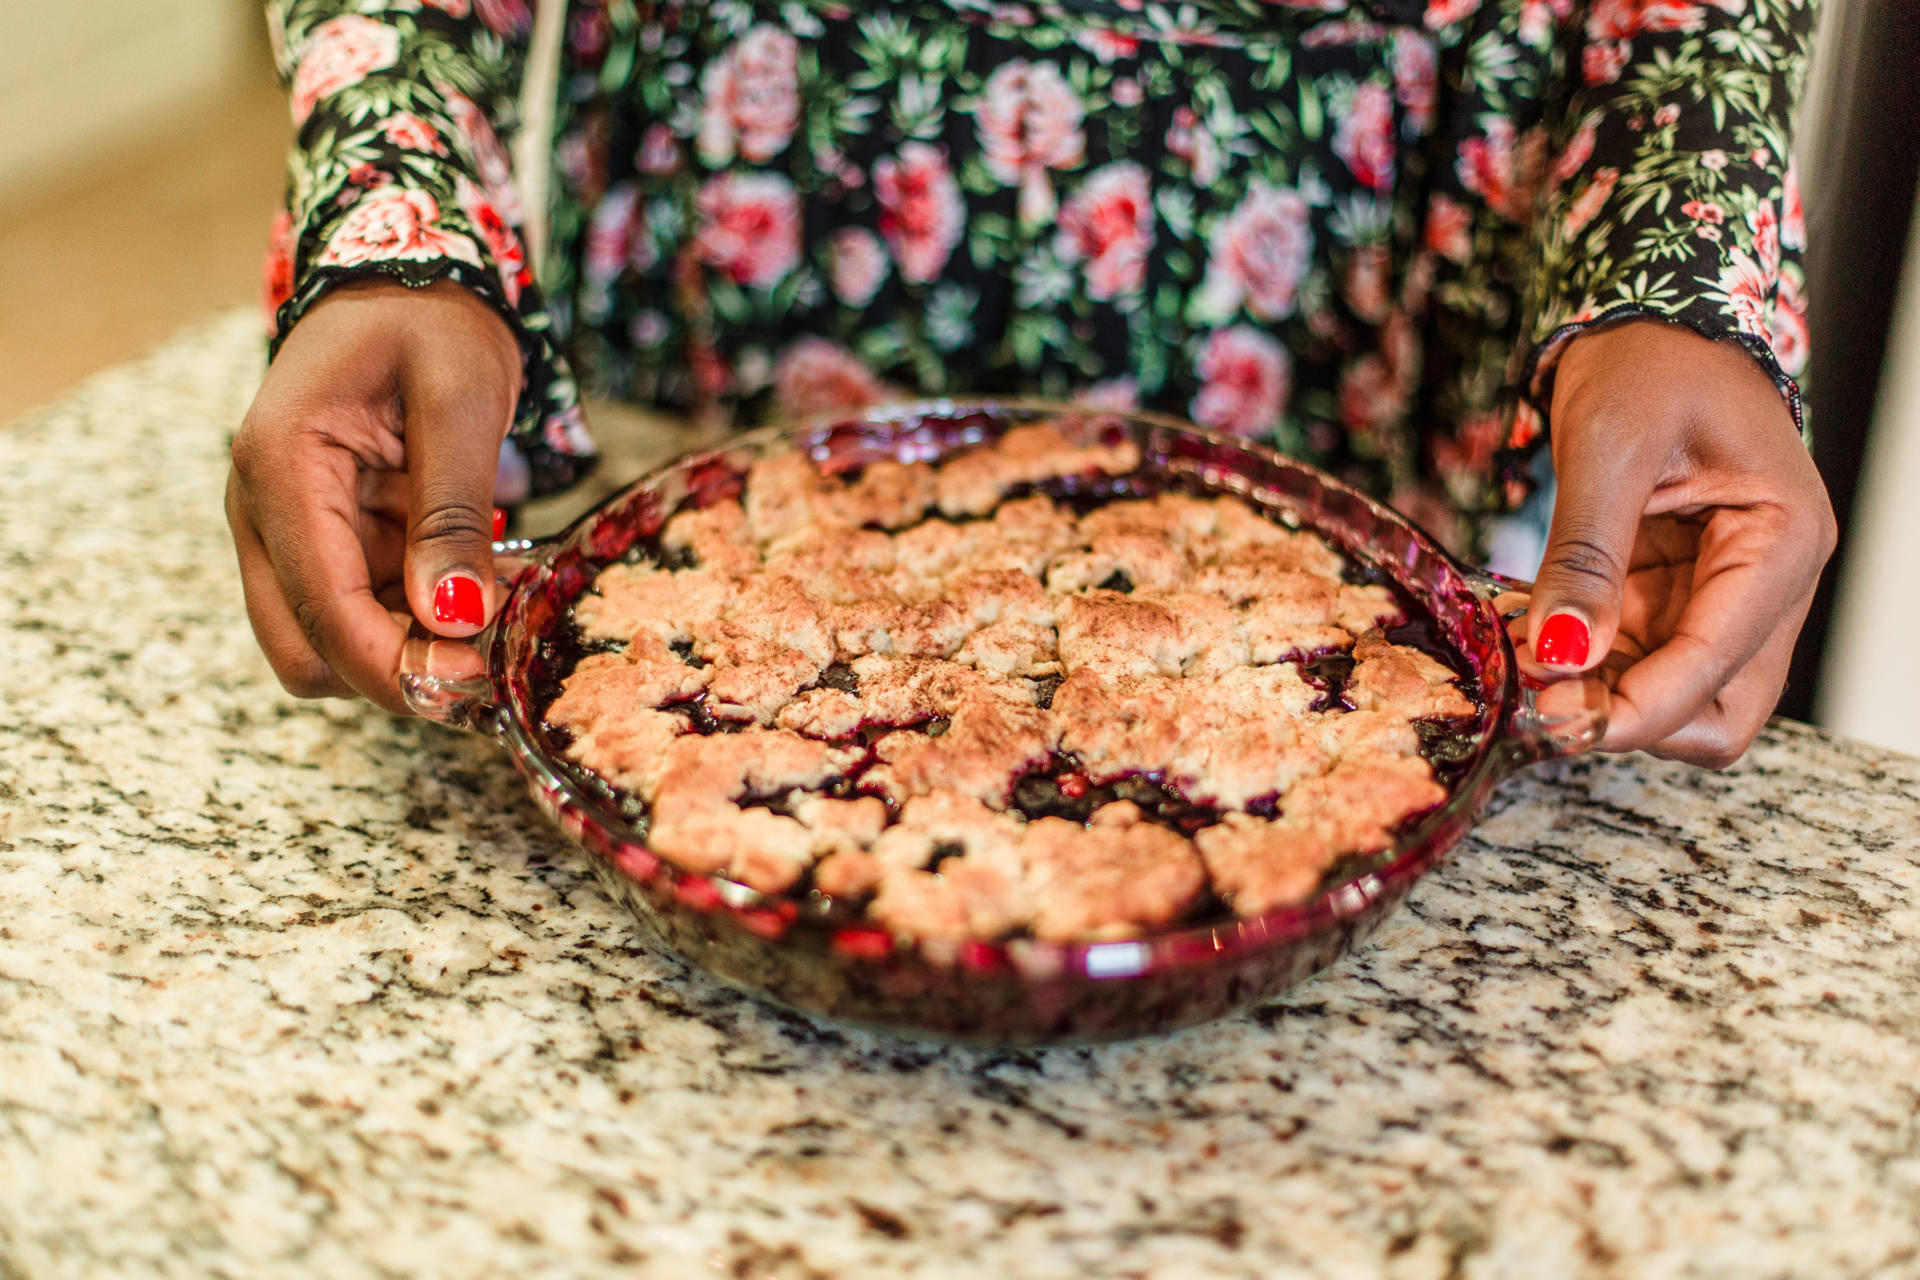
<box><xmin>1334</xmin><ymin>82</ymin><xmax>1397</xmax><ymax>192</ymax></box>
<box><xmin>315</xmin><ymin>186</ymin><xmax>481</xmax><ymax>269</ymax></box>
<box><xmin>1055</xmin><ymin>163</ymin><xmax>1153</xmax><ymax>302</ymax></box>
<box><xmin>874</xmin><ymin>143</ymin><xmax>965</xmax><ymax>286</ymax></box>
<box><xmin>382</xmin><ymin>113</ymin><xmax>447</xmax><ymax>155</ymax></box>
<box><xmin>773</xmin><ymin>337</ymin><xmax>891</xmax><ymax>418</ymax></box>
<box><xmin>830</xmin><ymin>228</ymin><xmax>889</xmax><ymax>308</ymax></box>
<box><xmin>266</xmin><ymin>0</ymin><xmax>1814</xmax><ymax>547</ymax></box>
<box><xmin>694</xmin><ymin>172</ymin><xmax>801</xmax><ymax>288</ymax></box>
<box><xmin>975</xmin><ymin>60</ymin><xmax>1087</xmax><ymax>225</ymax></box>
<box><xmin>1192</xmin><ymin>327</ymin><xmax>1292</xmax><ymax>437</ymax></box>
<box><xmin>288</xmin><ymin>15</ymin><xmax>398</xmax><ymax>125</ymax></box>
<box><xmin>1200</xmin><ymin>184</ymin><xmax>1316</xmax><ymax>322</ymax></box>
<box><xmin>698</xmin><ymin>26</ymin><xmax>799</xmax><ymax>166</ymax></box>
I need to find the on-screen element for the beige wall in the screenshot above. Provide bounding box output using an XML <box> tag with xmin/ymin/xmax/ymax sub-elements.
<box><xmin>1800</xmin><ymin>0</ymin><xmax>1920</xmax><ymax>755</ymax></box>
<box><xmin>0</xmin><ymin>0</ymin><xmax>265</xmax><ymax>212</ymax></box>
<box><xmin>1819</xmin><ymin>196</ymin><xmax>1920</xmax><ymax>756</ymax></box>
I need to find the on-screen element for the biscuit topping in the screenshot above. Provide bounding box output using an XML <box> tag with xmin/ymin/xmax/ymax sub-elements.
<box><xmin>546</xmin><ymin>420</ymin><xmax>1479</xmax><ymax>940</ymax></box>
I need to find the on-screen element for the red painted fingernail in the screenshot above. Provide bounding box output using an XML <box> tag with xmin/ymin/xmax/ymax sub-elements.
<box><xmin>432</xmin><ymin>574</ymin><xmax>485</xmax><ymax>628</ymax></box>
<box><xmin>491</xmin><ymin>507</ymin><xmax>507</xmax><ymax>541</ymax></box>
<box><xmin>1535</xmin><ymin>612</ymin><xmax>1591</xmax><ymax>668</ymax></box>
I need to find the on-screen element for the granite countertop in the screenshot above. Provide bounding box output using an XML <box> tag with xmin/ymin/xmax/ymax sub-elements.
<box><xmin>4</xmin><ymin>313</ymin><xmax>1920</xmax><ymax>1280</ymax></box>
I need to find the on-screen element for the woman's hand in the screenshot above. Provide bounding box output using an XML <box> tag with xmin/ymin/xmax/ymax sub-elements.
<box><xmin>226</xmin><ymin>278</ymin><xmax>521</xmax><ymax>714</ymax></box>
<box><xmin>1527</xmin><ymin>320</ymin><xmax>1837</xmax><ymax>767</ymax></box>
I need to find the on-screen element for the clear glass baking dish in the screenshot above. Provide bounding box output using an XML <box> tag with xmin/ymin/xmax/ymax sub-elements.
<box><xmin>400</xmin><ymin>402</ymin><xmax>1605</xmax><ymax>1044</ymax></box>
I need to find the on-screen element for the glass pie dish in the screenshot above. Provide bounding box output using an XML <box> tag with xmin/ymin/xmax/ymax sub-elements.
<box><xmin>400</xmin><ymin>402</ymin><xmax>1605</xmax><ymax>1045</ymax></box>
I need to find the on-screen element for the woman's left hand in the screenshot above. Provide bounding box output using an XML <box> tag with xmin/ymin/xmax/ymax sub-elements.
<box><xmin>1524</xmin><ymin>320</ymin><xmax>1837</xmax><ymax>768</ymax></box>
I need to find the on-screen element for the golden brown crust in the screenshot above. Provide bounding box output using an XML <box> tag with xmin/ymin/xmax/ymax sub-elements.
<box><xmin>1055</xmin><ymin>590</ymin><xmax>1186</xmax><ymax>680</ymax></box>
<box><xmin>1055</xmin><ymin>664</ymin><xmax>1323</xmax><ymax>808</ymax></box>
<box><xmin>645</xmin><ymin>729</ymin><xmax>864</xmax><ymax>813</ymax></box>
<box><xmin>869</xmin><ymin>859</ymin><xmax>1026</xmax><ymax>941</ymax></box>
<box><xmin>870</xmin><ymin>791</ymin><xmax>1027</xmax><ymax>870</ymax></box>
<box><xmin>575</xmin><ymin>563</ymin><xmax>738</xmax><ymax>646</ymax></box>
<box><xmin>831</xmin><ymin>597</ymin><xmax>976</xmax><ymax>660</ymax></box>
<box><xmin>1044</xmin><ymin>532</ymin><xmax>1189</xmax><ymax>594</ymax></box>
<box><xmin>1334</xmin><ymin>583</ymin><xmax>1404</xmax><ymax>634</ymax></box>
<box><xmin>1193</xmin><ymin>540</ymin><xmax>1347</xmax><ymax>603</ymax></box>
<box><xmin>1195</xmin><ymin>815</ymin><xmax>1337</xmax><ymax>917</ymax></box>
<box><xmin>1052</xmin><ymin>671</ymin><xmax>1184</xmax><ymax>781</ymax></box>
<box><xmin>1315</xmin><ymin>708</ymin><xmax>1423</xmax><ymax>761</ymax></box>
<box><xmin>943</xmin><ymin>568</ymin><xmax>1057</xmax><ymax>627</ymax></box>
<box><xmin>1074</xmin><ymin>493</ymin><xmax>1220</xmax><ymax>548</ymax></box>
<box><xmin>813</xmin><ymin>849</ymin><xmax>885</xmax><ymax>900</ymax></box>
<box><xmin>556</xmin><ymin>707</ymin><xmax>687</xmax><ymax>796</ymax></box>
<box><xmin>866</xmin><ymin>693</ymin><xmax>1058</xmax><ymax>807</ymax></box>
<box><xmin>1139</xmin><ymin>589</ymin><xmax>1249</xmax><ymax>676</ymax></box>
<box><xmin>662</xmin><ymin>501</ymin><xmax>760</xmax><ymax>575</ymax></box>
<box><xmin>773</xmin><ymin>687</ymin><xmax>866</xmax><ymax>740</ymax></box>
<box><xmin>951</xmin><ymin>617</ymin><xmax>1060</xmax><ymax>679</ymax></box>
<box><xmin>742</xmin><ymin>452</ymin><xmax>830</xmax><ymax>545</ymax></box>
<box><xmin>765</xmin><ymin>525</ymin><xmax>897</xmax><ymax>580</ymax></box>
<box><xmin>932</xmin><ymin>422</ymin><xmax>1142</xmax><ymax>517</ymax></box>
<box><xmin>547</xmin><ymin>647</ymin><xmax>709</xmax><ymax>730</ymax></box>
<box><xmin>839</xmin><ymin>458</ymin><xmax>939</xmax><ymax>529</ymax></box>
<box><xmin>791</xmin><ymin>794</ymin><xmax>890</xmax><ymax>856</ymax></box>
<box><xmin>693</xmin><ymin>619</ymin><xmax>822</xmax><ymax>726</ymax></box>
<box><xmin>1281</xmin><ymin>755</ymin><xmax>1448</xmax><ymax>853</ymax></box>
<box><xmin>1348</xmin><ymin>630</ymin><xmax>1477</xmax><ymax>720</ymax></box>
<box><xmin>649</xmin><ymin>805</ymin><xmax>814</xmax><ymax>894</ymax></box>
<box><xmin>782</xmin><ymin>657</ymin><xmax>1031</xmax><ymax>739</ymax></box>
<box><xmin>1164</xmin><ymin>666</ymin><xmax>1327</xmax><ymax>809</ymax></box>
<box><xmin>1021</xmin><ymin>804</ymin><xmax>1206</xmax><ymax>941</ymax></box>
<box><xmin>553</xmin><ymin>421</ymin><xmax>1478</xmax><ymax>939</ymax></box>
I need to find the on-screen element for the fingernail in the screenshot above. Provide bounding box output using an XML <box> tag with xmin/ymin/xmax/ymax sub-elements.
<box><xmin>1535</xmin><ymin>612</ymin><xmax>1591</xmax><ymax>668</ymax></box>
<box><xmin>432</xmin><ymin>573</ymin><xmax>485</xmax><ymax>628</ymax></box>
<box><xmin>491</xmin><ymin>507</ymin><xmax>507</xmax><ymax>541</ymax></box>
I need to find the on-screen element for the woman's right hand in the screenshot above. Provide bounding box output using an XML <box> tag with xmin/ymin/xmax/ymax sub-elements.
<box><xmin>226</xmin><ymin>278</ymin><xmax>521</xmax><ymax>713</ymax></box>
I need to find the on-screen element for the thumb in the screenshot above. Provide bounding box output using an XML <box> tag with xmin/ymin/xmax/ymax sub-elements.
<box><xmin>1528</xmin><ymin>425</ymin><xmax>1659</xmax><ymax>673</ymax></box>
<box><xmin>403</xmin><ymin>382</ymin><xmax>513</xmax><ymax>639</ymax></box>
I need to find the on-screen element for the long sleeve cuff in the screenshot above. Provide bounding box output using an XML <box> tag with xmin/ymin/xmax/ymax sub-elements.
<box><xmin>263</xmin><ymin>0</ymin><xmax>595</xmax><ymax>496</ymax></box>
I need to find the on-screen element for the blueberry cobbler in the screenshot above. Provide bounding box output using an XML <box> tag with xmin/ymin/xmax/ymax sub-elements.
<box><xmin>543</xmin><ymin>422</ymin><xmax>1479</xmax><ymax>943</ymax></box>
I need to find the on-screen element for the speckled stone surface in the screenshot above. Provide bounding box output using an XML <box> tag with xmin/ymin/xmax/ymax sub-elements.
<box><xmin>4</xmin><ymin>313</ymin><xmax>1920</xmax><ymax>1280</ymax></box>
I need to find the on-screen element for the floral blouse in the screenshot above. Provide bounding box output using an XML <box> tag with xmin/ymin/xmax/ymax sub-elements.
<box><xmin>264</xmin><ymin>0</ymin><xmax>1813</xmax><ymax>551</ymax></box>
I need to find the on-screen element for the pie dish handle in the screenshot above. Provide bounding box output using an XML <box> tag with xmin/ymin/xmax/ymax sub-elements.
<box><xmin>397</xmin><ymin>537</ymin><xmax>551</xmax><ymax>735</ymax></box>
<box><xmin>1465</xmin><ymin>568</ymin><xmax>1609</xmax><ymax>765</ymax></box>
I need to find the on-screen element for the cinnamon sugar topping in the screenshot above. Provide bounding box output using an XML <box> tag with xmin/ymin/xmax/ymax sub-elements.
<box><xmin>550</xmin><ymin>420</ymin><xmax>1478</xmax><ymax>940</ymax></box>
